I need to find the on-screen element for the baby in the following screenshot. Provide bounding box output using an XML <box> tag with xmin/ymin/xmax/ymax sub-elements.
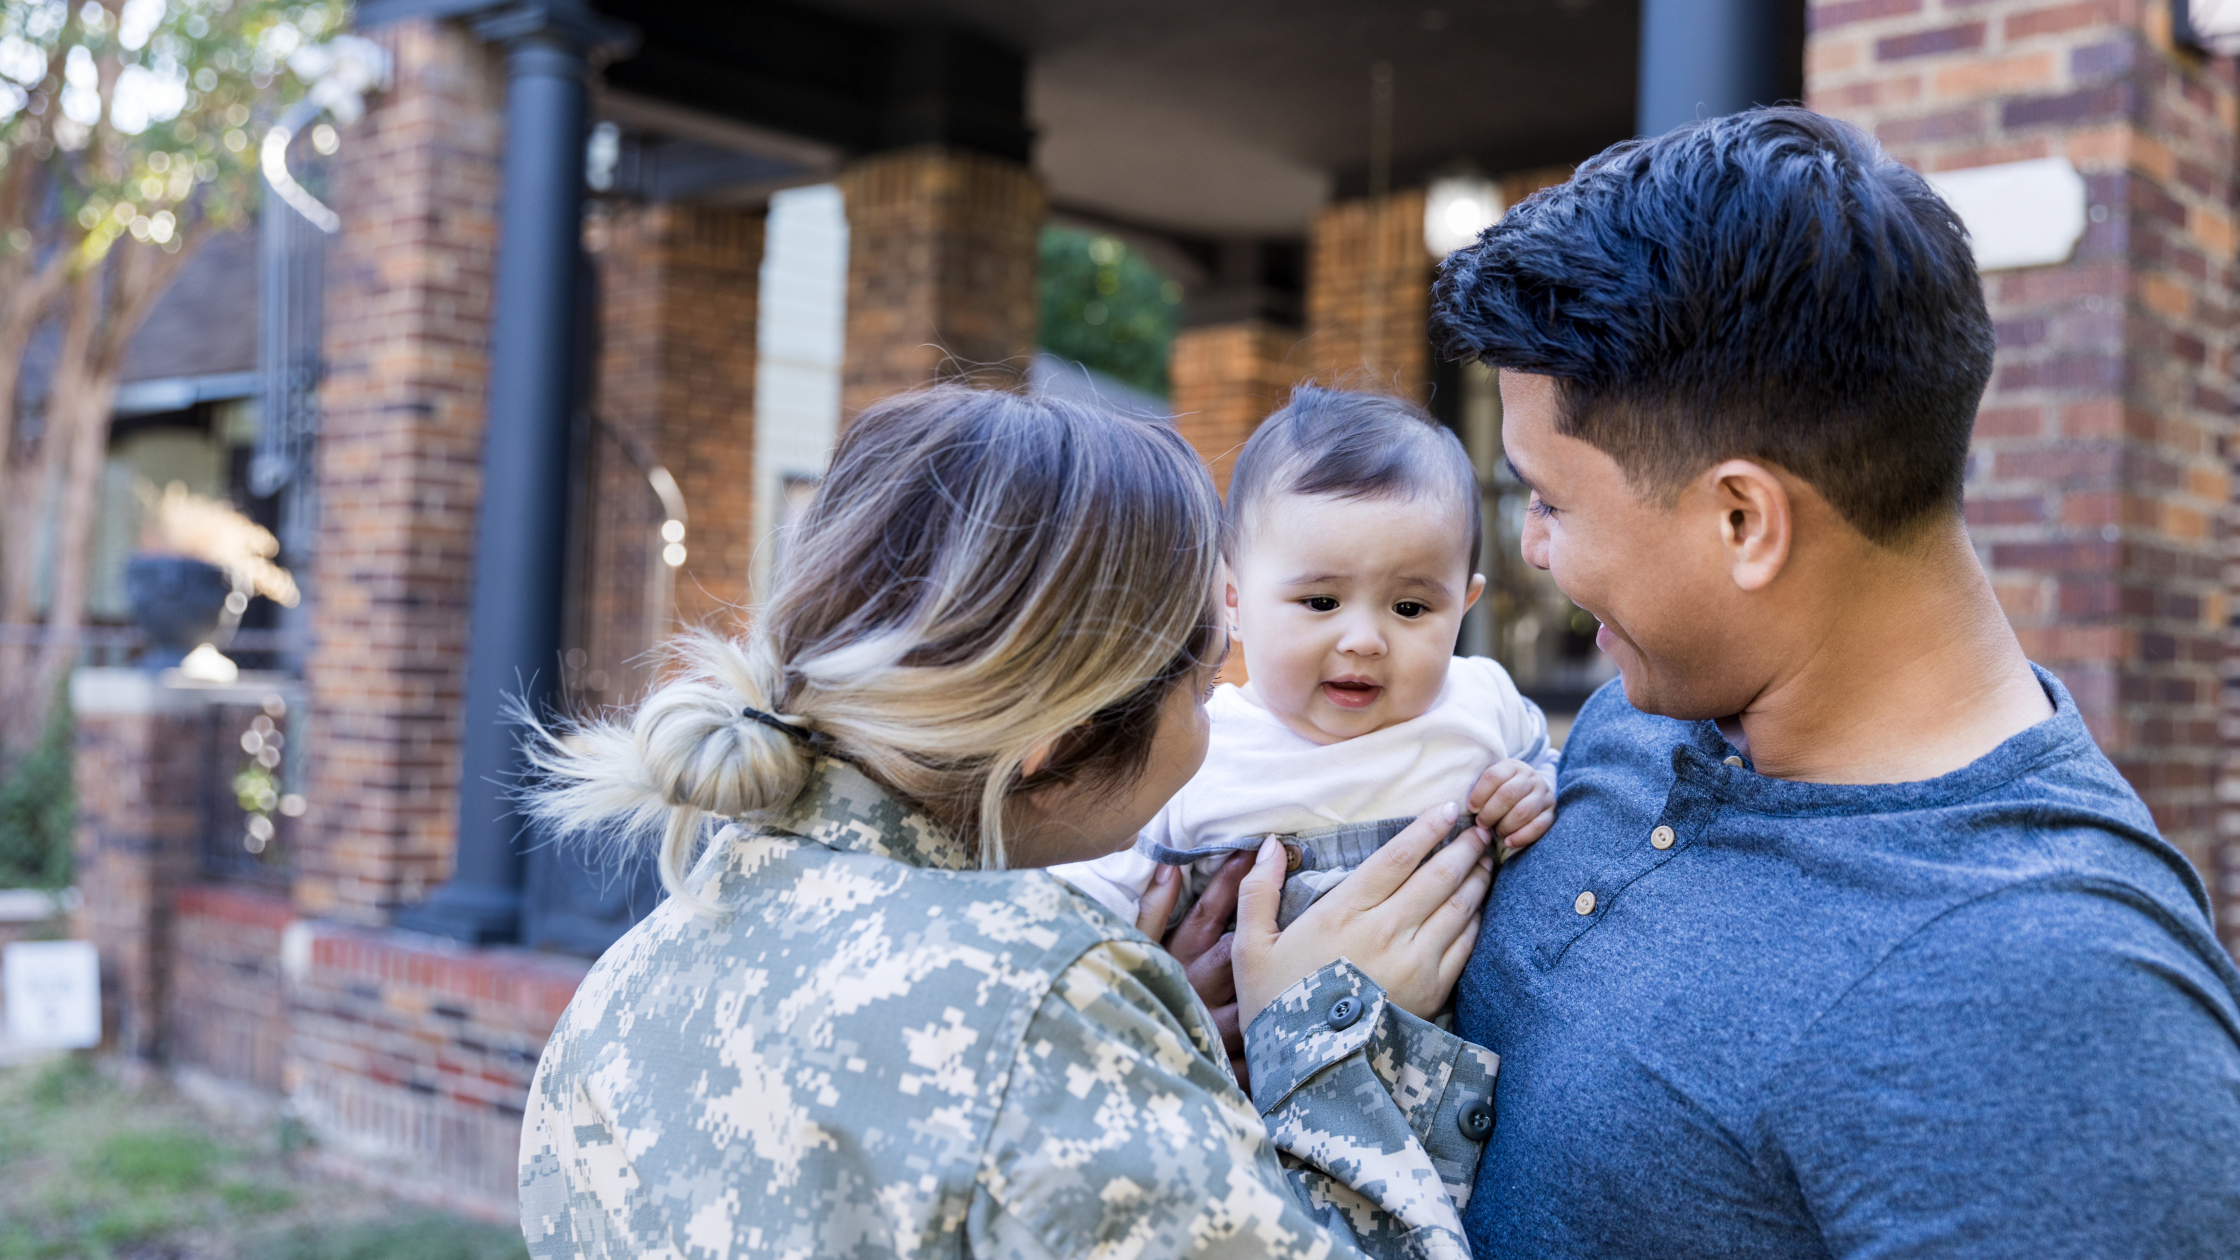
<box><xmin>1055</xmin><ymin>386</ymin><xmax>1559</xmax><ymax>930</ymax></box>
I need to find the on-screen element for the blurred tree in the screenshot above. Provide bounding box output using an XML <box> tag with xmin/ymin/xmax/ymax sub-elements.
<box><xmin>0</xmin><ymin>0</ymin><xmax>342</xmax><ymax>758</ymax></box>
<box><xmin>1038</xmin><ymin>225</ymin><xmax>1182</xmax><ymax>398</ymax></box>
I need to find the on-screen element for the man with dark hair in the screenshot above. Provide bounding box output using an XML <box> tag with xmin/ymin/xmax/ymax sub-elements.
<box><xmin>1434</xmin><ymin>107</ymin><xmax>2240</xmax><ymax>1256</ymax></box>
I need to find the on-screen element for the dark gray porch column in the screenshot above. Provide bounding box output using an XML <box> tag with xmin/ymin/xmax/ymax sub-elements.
<box><xmin>1637</xmin><ymin>0</ymin><xmax>1800</xmax><ymax>137</ymax></box>
<box><xmin>397</xmin><ymin>4</ymin><xmax>624</xmax><ymax>943</ymax></box>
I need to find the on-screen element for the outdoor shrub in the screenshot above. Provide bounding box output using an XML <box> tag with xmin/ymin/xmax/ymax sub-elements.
<box><xmin>0</xmin><ymin>693</ymin><xmax>74</xmax><ymax>890</ymax></box>
<box><xmin>1038</xmin><ymin>225</ymin><xmax>1182</xmax><ymax>398</ymax></box>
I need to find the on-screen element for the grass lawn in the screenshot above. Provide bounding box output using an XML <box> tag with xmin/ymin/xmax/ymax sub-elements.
<box><xmin>0</xmin><ymin>1058</ymin><xmax>530</xmax><ymax>1260</ymax></box>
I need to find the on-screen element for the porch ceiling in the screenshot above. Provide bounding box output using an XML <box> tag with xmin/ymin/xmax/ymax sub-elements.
<box><xmin>816</xmin><ymin>0</ymin><xmax>1636</xmax><ymax>235</ymax></box>
<box><xmin>594</xmin><ymin>0</ymin><xmax>1637</xmax><ymax>239</ymax></box>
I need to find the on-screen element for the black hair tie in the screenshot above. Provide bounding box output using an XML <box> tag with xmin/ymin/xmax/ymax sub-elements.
<box><xmin>741</xmin><ymin>705</ymin><xmax>816</xmax><ymax>746</ymax></box>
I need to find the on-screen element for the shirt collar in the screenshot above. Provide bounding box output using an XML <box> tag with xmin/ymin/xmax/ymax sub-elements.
<box><xmin>1669</xmin><ymin>662</ymin><xmax>2090</xmax><ymax>816</ymax></box>
<box><xmin>768</xmin><ymin>758</ymin><xmax>974</xmax><ymax>871</ymax></box>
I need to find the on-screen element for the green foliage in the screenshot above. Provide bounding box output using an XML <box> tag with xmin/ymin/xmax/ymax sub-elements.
<box><xmin>0</xmin><ymin>690</ymin><xmax>72</xmax><ymax>890</ymax></box>
<box><xmin>1038</xmin><ymin>225</ymin><xmax>1182</xmax><ymax>398</ymax></box>
<box><xmin>0</xmin><ymin>0</ymin><xmax>347</xmax><ymax>268</ymax></box>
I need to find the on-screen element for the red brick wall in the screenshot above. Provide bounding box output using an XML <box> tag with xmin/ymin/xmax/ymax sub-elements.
<box><xmin>838</xmin><ymin>147</ymin><xmax>1045</xmax><ymax>418</ymax></box>
<box><xmin>1807</xmin><ymin>0</ymin><xmax>2239</xmax><ymax>947</ymax></box>
<box><xmin>578</xmin><ymin>203</ymin><xmax>764</xmax><ymax>704</ymax></box>
<box><xmin>169</xmin><ymin>884</ymin><xmax>293</xmax><ymax>1091</ymax></box>
<box><xmin>302</xmin><ymin>20</ymin><xmax>505</xmax><ymax>923</ymax></box>
<box><xmin>285</xmin><ymin>920</ymin><xmax>587</xmax><ymax>1221</ymax></box>
<box><xmin>1170</xmin><ymin>321</ymin><xmax>1309</xmax><ymax>493</ymax></box>
<box><xmin>1307</xmin><ymin>189</ymin><xmax>1432</xmax><ymax>401</ymax></box>
<box><xmin>70</xmin><ymin>678</ymin><xmax>204</xmax><ymax>1058</ymax></box>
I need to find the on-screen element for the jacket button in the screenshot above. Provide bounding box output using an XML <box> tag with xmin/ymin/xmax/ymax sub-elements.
<box><xmin>1326</xmin><ymin>995</ymin><xmax>1361</xmax><ymax>1030</ymax></box>
<box><xmin>1459</xmin><ymin>1101</ymin><xmax>1495</xmax><ymax>1141</ymax></box>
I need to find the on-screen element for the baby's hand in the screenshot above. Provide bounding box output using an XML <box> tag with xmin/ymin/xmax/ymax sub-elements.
<box><xmin>1470</xmin><ymin>758</ymin><xmax>1555</xmax><ymax>852</ymax></box>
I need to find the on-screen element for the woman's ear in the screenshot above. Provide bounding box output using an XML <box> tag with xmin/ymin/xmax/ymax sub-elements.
<box><xmin>1020</xmin><ymin>738</ymin><xmax>1058</xmax><ymax>780</ymax></box>
<box><xmin>1223</xmin><ymin>563</ymin><xmax>1242</xmax><ymax>640</ymax></box>
<box><xmin>1708</xmin><ymin>460</ymin><xmax>1792</xmax><ymax>593</ymax></box>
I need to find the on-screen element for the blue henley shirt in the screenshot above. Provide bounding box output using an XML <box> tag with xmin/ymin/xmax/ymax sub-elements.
<box><xmin>1457</xmin><ymin>665</ymin><xmax>2240</xmax><ymax>1257</ymax></box>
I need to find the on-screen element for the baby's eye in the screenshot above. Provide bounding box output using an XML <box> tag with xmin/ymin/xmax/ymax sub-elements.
<box><xmin>1393</xmin><ymin>601</ymin><xmax>1428</xmax><ymax>619</ymax></box>
<box><xmin>1303</xmin><ymin>596</ymin><xmax>1339</xmax><ymax>612</ymax></box>
<box><xmin>1527</xmin><ymin>493</ymin><xmax>1558</xmax><ymax>519</ymax></box>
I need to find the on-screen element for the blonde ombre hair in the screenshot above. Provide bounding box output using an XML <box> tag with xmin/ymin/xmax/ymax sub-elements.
<box><xmin>528</xmin><ymin>386</ymin><xmax>1223</xmax><ymax>904</ymax></box>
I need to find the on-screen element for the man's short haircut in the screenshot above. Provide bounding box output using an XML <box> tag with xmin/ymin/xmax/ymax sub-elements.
<box><xmin>1223</xmin><ymin>385</ymin><xmax>1481</xmax><ymax>567</ymax></box>
<box><xmin>1431</xmin><ymin>107</ymin><xmax>1994</xmax><ymax>544</ymax></box>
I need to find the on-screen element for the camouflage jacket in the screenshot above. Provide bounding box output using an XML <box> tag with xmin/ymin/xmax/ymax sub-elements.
<box><xmin>520</xmin><ymin>760</ymin><xmax>1500</xmax><ymax>1259</ymax></box>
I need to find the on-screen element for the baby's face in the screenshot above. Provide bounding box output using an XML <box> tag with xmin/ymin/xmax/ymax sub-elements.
<box><xmin>1229</xmin><ymin>491</ymin><xmax>1482</xmax><ymax>746</ymax></box>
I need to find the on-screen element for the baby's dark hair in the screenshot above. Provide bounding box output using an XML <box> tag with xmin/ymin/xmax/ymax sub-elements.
<box><xmin>1223</xmin><ymin>385</ymin><xmax>1481</xmax><ymax>566</ymax></box>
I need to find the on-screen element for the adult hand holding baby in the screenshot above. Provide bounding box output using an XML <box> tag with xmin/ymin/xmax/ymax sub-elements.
<box><xmin>1134</xmin><ymin>853</ymin><xmax>1255</xmax><ymax>1082</ymax></box>
<box><xmin>1233</xmin><ymin>800</ymin><xmax>1495</xmax><ymax>1023</ymax></box>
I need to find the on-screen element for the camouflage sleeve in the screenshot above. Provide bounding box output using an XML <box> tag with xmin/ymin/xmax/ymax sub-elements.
<box><xmin>971</xmin><ymin>943</ymin><xmax>1494</xmax><ymax>1260</ymax></box>
<box><xmin>1247</xmin><ymin>959</ymin><xmax>1502</xmax><ymax>1225</ymax></box>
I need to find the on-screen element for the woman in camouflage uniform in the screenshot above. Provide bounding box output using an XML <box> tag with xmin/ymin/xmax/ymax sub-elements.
<box><xmin>519</xmin><ymin>388</ymin><xmax>1501</xmax><ymax>1259</ymax></box>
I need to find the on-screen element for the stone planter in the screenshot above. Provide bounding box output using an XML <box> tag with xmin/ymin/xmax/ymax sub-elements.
<box><xmin>123</xmin><ymin>554</ymin><xmax>231</xmax><ymax>671</ymax></box>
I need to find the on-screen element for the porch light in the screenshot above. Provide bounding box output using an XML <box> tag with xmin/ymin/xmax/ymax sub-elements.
<box><xmin>1425</xmin><ymin>170</ymin><xmax>1503</xmax><ymax>257</ymax></box>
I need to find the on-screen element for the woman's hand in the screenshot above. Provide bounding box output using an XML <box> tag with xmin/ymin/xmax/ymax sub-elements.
<box><xmin>1137</xmin><ymin>854</ymin><xmax>1254</xmax><ymax>1084</ymax></box>
<box><xmin>1233</xmin><ymin>801</ymin><xmax>1495</xmax><ymax>1023</ymax></box>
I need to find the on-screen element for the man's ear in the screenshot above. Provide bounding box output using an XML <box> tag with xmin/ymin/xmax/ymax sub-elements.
<box><xmin>1463</xmin><ymin>573</ymin><xmax>1486</xmax><ymax>613</ymax></box>
<box><xmin>1708</xmin><ymin>460</ymin><xmax>1791</xmax><ymax>593</ymax></box>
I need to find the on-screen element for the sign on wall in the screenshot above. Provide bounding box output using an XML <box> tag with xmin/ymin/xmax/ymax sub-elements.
<box><xmin>3</xmin><ymin>940</ymin><xmax>102</xmax><ymax>1050</ymax></box>
<box><xmin>1923</xmin><ymin>157</ymin><xmax>2090</xmax><ymax>274</ymax></box>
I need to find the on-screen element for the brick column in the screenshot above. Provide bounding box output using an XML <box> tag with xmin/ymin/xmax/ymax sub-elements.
<box><xmin>1307</xmin><ymin>189</ymin><xmax>1432</xmax><ymax>401</ymax></box>
<box><xmin>302</xmin><ymin>19</ymin><xmax>504</xmax><ymax>923</ymax></box>
<box><xmin>1808</xmin><ymin>2</ymin><xmax>2239</xmax><ymax>949</ymax></box>
<box><xmin>69</xmin><ymin>670</ymin><xmax>205</xmax><ymax>1058</ymax></box>
<box><xmin>1170</xmin><ymin>321</ymin><xmax>1307</xmax><ymax>493</ymax></box>
<box><xmin>580</xmin><ymin>203</ymin><xmax>763</xmax><ymax>704</ymax></box>
<box><xmin>837</xmin><ymin>147</ymin><xmax>1044</xmax><ymax>418</ymax></box>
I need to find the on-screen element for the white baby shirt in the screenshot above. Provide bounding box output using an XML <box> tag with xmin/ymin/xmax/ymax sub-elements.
<box><xmin>1051</xmin><ymin>654</ymin><xmax>1560</xmax><ymax>922</ymax></box>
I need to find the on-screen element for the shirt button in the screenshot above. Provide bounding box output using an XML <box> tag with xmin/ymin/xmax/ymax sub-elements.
<box><xmin>1650</xmin><ymin>825</ymin><xmax>1675</xmax><ymax>850</ymax></box>
<box><xmin>1723</xmin><ymin>755</ymin><xmax>1744</xmax><ymax>767</ymax></box>
<box><xmin>1574</xmin><ymin>890</ymin><xmax>1597</xmax><ymax>915</ymax></box>
<box><xmin>1326</xmin><ymin>995</ymin><xmax>1362</xmax><ymax>1030</ymax></box>
<box><xmin>1458</xmin><ymin>1100</ymin><xmax>1495</xmax><ymax>1141</ymax></box>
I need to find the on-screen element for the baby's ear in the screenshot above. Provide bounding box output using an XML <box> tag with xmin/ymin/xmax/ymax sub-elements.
<box><xmin>1463</xmin><ymin>573</ymin><xmax>1487</xmax><ymax>611</ymax></box>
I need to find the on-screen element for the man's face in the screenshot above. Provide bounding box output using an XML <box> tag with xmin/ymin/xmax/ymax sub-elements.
<box><xmin>1499</xmin><ymin>371</ymin><xmax>1762</xmax><ymax>720</ymax></box>
<box><xmin>1230</xmin><ymin>491</ymin><xmax>1482</xmax><ymax>745</ymax></box>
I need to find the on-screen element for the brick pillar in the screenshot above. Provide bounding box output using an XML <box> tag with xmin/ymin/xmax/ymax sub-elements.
<box><xmin>579</xmin><ymin>203</ymin><xmax>763</xmax><ymax>704</ymax></box>
<box><xmin>1808</xmin><ymin>3</ymin><xmax>2238</xmax><ymax>950</ymax></box>
<box><xmin>1170</xmin><ymin>321</ymin><xmax>1307</xmax><ymax>493</ymax></box>
<box><xmin>1307</xmin><ymin>188</ymin><xmax>1432</xmax><ymax>401</ymax></box>
<box><xmin>69</xmin><ymin>670</ymin><xmax>204</xmax><ymax>1058</ymax></box>
<box><xmin>837</xmin><ymin>146</ymin><xmax>1044</xmax><ymax>418</ymax></box>
<box><xmin>301</xmin><ymin>19</ymin><xmax>504</xmax><ymax>923</ymax></box>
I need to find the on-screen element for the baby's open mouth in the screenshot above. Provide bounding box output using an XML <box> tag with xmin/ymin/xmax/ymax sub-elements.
<box><xmin>1321</xmin><ymin>679</ymin><xmax>1382</xmax><ymax>709</ymax></box>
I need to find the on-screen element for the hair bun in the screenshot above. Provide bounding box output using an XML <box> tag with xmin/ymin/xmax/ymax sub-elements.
<box><xmin>524</xmin><ymin>629</ymin><xmax>811</xmax><ymax>913</ymax></box>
